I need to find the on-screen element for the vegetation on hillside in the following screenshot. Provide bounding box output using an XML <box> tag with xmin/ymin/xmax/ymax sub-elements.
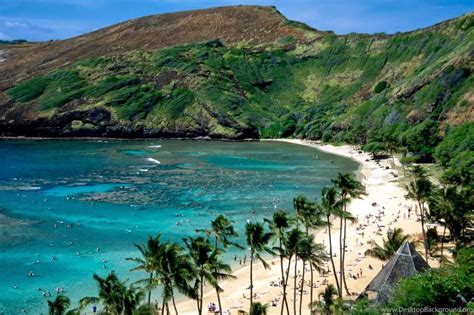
<box><xmin>3</xmin><ymin>12</ymin><xmax>472</xmax><ymax>149</ymax></box>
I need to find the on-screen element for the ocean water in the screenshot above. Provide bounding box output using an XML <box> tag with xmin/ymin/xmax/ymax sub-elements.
<box><xmin>0</xmin><ymin>140</ymin><xmax>358</xmax><ymax>314</ymax></box>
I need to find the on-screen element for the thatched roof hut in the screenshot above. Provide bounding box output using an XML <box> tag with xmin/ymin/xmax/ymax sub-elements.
<box><xmin>359</xmin><ymin>240</ymin><xmax>430</xmax><ymax>304</ymax></box>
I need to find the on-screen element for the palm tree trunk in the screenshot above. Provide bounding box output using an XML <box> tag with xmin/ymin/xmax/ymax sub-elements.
<box><xmin>165</xmin><ymin>302</ymin><xmax>170</xmax><ymax>315</ymax></box>
<box><xmin>419</xmin><ymin>201</ymin><xmax>429</xmax><ymax>263</ymax></box>
<box><xmin>440</xmin><ymin>224</ymin><xmax>446</xmax><ymax>264</ymax></box>
<box><xmin>161</xmin><ymin>297</ymin><xmax>166</xmax><ymax>315</ymax></box>
<box><xmin>293</xmin><ymin>254</ymin><xmax>298</xmax><ymax>315</ymax></box>
<box><xmin>279</xmin><ymin>238</ymin><xmax>290</xmax><ymax>315</ymax></box>
<box><xmin>299</xmin><ymin>260</ymin><xmax>305</xmax><ymax>315</ymax></box>
<box><xmin>148</xmin><ymin>272</ymin><xmax>153</xmax><ymax>305</ymax></box>
<box><xmin>216</xmin><ymin>287</ymin><xmax>222</xmax><ymax>315</ymax></box>
<box><xmin>310</xmin><ymin>263</ymin><xmax>314</xmax><ymax>314</ymax></box>
<box><xmin>326</xmin><ymin>215</ymin><xmax>340</xmax><ymax>296</ymax></box>
<box><xmin>338</xmin><ymin>216</ymin><xmax>344</xmax><ymax>297</ymax></box>
<box><xmin>282</xmin><ymin>255</ymin><xmax>293</xmax><ymax>315</ymax></box>
<box><xmin>250</xmin><ymin>250</ymin><xmax>254</xmax><ymax>306</ymax></box>
<box><xmin>199</xmin><ymin>276</ymin><xmax>204</xmax><ymax>315</ymax></box>
<box><xmin>171</xmin><ymin>295</ymin><xmax>179</xmax><ymax>315</ymax></box>
<box><xmin>214</xmin><ymin>236</ymin><xmax>223</xmax><ymax>315</ymax></box>
<box><xmin>305</xmin><ymin>226</ymin><xmax>315</xmax><ymax>310</ymax></box>
<box><xmin>342</xmin><ymin>217</ymin><xmax>350</xmax><ymax>296</ymax></box>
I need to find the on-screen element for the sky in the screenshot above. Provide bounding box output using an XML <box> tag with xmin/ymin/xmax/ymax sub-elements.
<box><xmin>0</xmin><ymin>0</ymin><xmax>473</xmax><ymax>41</ymax></box>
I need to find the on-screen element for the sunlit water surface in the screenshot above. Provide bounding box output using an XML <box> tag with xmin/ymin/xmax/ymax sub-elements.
<box><xmin>0</xmin><ymin>140</ymin><xmax>358</xmax><ymax>314</ymax></box>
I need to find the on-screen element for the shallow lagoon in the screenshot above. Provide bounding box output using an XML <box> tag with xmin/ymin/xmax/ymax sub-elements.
<box><xmin>0</xmin><ymin>140</ymin><xmax>358</xmax><ymax>314</ymax></box>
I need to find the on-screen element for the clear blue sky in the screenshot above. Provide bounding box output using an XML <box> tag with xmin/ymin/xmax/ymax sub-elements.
<box><xmin>0</xmin><ymin>0</ymin><xmax>473</xmax><ymax>41</ymax></box>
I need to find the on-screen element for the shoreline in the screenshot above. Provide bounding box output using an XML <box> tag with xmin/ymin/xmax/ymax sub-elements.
<box><xmin>0</xmin><ymin>136</ymin><xmax>260</xmax><ymax>142</ymax></box>
<box><xmin>176</xmin><ymin>139</ymin><xmax>427</xmax><ymax>314</ymax></box>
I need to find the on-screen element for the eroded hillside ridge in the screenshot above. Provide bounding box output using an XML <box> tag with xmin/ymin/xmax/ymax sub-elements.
<box><xmin>0</xmin><ymin>6</ymin><xmax>472</xmax><ymax>153</ymax></box>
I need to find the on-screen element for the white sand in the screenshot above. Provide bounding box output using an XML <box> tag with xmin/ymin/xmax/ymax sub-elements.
<box><xmin>175</xmin><ymin>139</ymin><xmax>430</xmax><ymax>314</ymax></box>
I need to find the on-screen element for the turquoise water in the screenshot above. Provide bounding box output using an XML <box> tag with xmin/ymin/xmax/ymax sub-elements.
<box><xmin>0</xmin><ymin>140</ymin><xmax>358</xmax><ymax>314</ymax></box>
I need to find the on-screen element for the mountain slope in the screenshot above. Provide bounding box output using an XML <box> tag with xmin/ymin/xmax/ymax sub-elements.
<box><xmin>0</xmin><ymin>5</ymin><xmax>314</xmax><ymax>90</ymax></box>
<box><xmin>0</xmin><ymin>6</ymin><xmax>473</xmax><ymax>165</ymax></box>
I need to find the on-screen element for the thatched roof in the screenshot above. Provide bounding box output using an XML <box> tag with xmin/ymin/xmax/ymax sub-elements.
<box><xmin>360</xmin><ymin>241</ymin><xmax>430</xmax><ymax>304</ymax></box>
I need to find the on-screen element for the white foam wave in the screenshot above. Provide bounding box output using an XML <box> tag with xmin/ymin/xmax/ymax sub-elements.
<box><xmin>146</xmin><ymin>158</ymin><xmax>161</xmax><ymax>164</ymax></box>
<box><xmin>148</xmin><ymin>145</ymin><xmax>162</xmax><ymax>149</ymax></box>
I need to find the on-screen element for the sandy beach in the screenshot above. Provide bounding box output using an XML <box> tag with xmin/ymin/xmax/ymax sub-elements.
<box><xmin>175</xmin><ymin>139</ymin><xmax>429</xmax><ymax>314</ymax></box>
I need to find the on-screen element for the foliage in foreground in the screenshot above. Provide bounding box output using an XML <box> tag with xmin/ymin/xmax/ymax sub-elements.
<box><xmin>388</xmin><ymin>247</ymin><xmax>474</xmax><ymax>309</ymax></box>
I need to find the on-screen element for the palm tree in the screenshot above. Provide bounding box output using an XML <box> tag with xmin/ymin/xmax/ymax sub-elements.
<box><xmin>320</xmin><ymin>186</ymin><xmax>342</xmax><ymax>296</ymax></box>
<box><xmin>158</xmin><ymin>241</ymin><xmax>196</xmax><ymax>315</ymax></box>
<box><xmin>184</xmin><ymin>236</ymin><xmax>235</xmax><ymax>315</ymax></box>
<box><xmin>409</xmin><ymin>165</ymin><xmax>428</xmax><ymax>180</ymax></box>
<box><xmin>127</xmin><ymin>234</ymin><xmax>163</xmax><ymax>305</ymax></box>
<box><xmin>198</xmin><ymin>214</ymin><xmax>242</xmax><ymax>250</ymax></box>
<box><xmin>265</xmin><ymin>210</ymin><xmax>292</xmax><ymax>315</ymax></box>
<box><xmin>245</xmin><ymin>221</ymin><xmax>273</xmax><ymax>306</ymax></box>
<box><xmin>280</xmin><ymin>228</ymin><xmax>303</xmax><ymax>315</ymax></box>
<box><xmin>80</xmin><ymin>271</ymin><xmax>142</xmax><ymax>314</ymax></box>
<box><xmin>47</xmin><ymin>295</ymin><xmax>70</xmax><ymax>315</ymax></box>
<box><xmin>297</xmin><ymin>234</ymin><xmax>327</xmax><ymax>315</ymax></box>
<box><xmin>197</xmin><ymin>214</ymin><xmax>241</xmax><ymax>314</ymax></box>
<box><xmin>123</xmin><ymin>285</ymin><xmax>145</xmax><ymax>315</ymax></box>
<box><xmin>333</xmin><ymin>173</ymin><xmax>366</xmax><ymax>296</ymax></box>
<box><xmin>365</xmin><ymin>228</ymin><xmax>410</xmax><ymax>260</ymax></box>
<box><xmin>295</xmin><ymin>197</ymin><xmax>326</xmax><ymax>310</ymax></box>
<box><xmin>250</xmin><ymin>302</ymin><xmax>269</xmax><ymax>315</ymax></box>
<box><xmin>405</xmin><ymin>176</ymin><xmax>433</xmax><ymax>261</ymax></box>
<box><xmin>428</xmin><ymin>186</ymin><xmax>471</xmax><ymax>262</ymax></box>
<box><xmin>209</xmin><ymin>253</ymin><xmax>236</xmax><ymax>314</ymax></box>
<box><xmin>313</xmin><ymin>284</ymin><xmax>338</xmax><ymax>314</ymax></box>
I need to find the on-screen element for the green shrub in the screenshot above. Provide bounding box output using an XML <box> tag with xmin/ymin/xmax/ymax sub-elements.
<box><xmin>374</xmin><ymin>80</ymin><xmax>388</xmax><ymax>93</ymax></box>
<box><xmin>7</xmin><ymin>77</ymin><xmax>49</xmax><ymax>102</ymax></box>
<box><xmin>442</xmin><ymin>151</ymin><xmax>474</xmax><ymax>186</ymax></box>
<box><xmin>159</xmin><ymin>88</ymin><xmax>194</xmax><ymax>119</ymax></box>
<box><xmin>83</xmin><ymin>76</ymin><xmax>139</xmax><ymax>98</ymax></box>
<box><xmin>362</xmin><ymin>141</ymin><xmax>386</xmax><ymax>158</ymax></box>
<box><xmin>434</xmin><ymin>123</ymin><xmax>474</xmax><ymax>167</ymax></box>
<box><xmin>401</xmin><ymin>119</ymin><xmax>440</xmax><ymax>161</ymax></box>
<box><xmin>104</xmin><ymin>85</ymin><xmax>162</xmax><ymax>120</ymax></box>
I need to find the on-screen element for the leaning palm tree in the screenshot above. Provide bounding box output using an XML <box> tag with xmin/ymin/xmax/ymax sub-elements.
<box><xmin>296</xmin><ymin>197</ymin><xmax>326</xmax><ymax>310</ymax></box>
<box><xmin>245</xmin><ymin>221</ymin><xmax>273</xmax><ymax>306</ymax></box>
<box><xmin>281</xmin><ymin>227</ymin><xmax>305</xmax><ymax>315</ymax></box>
<box><xmin>365</xmin><ymin>228</ymin><xmax>410</xmax><ymax>260</ymax></box>
<box><xmin>297</xmin><ymin>234</ymin><xmax>327</xmax><ymax>315</ymax></box>
<box><xmin>47</xmin><ymin>295</ymin><xmax>70</xmax><ymax>315</ymax></box>
<box><xmin>80</xmin><ymin>272</ymin><xmax>128</xmax><ymax>314</ymax></box>
<box><xmin>158</xmin><ymin>241</ymin><xmax>196</xmax><ymax>315</ymax></box>
<box><xmin>197</xmin><ymin>214</ymin><xmax>241</xmax><ymax>314</ymax></box>
<box><xmin>405</xmin><ymin>176</ymin><xmax>433</xmax><ymax>261</ymax></box>
<box><xmin>333</xmin><ymin>173</ymin><xmax>366</xmax><ymax>296</ymax></box>
<box><xmin>281</xmin><ymin>228</ymin><xmax>304</xmax><ymax>315</ymax></box>
<box><xmin>265</xmin><ymin>210</ymin><xmax>292</xmax><ymax>315</ymax></box>
<box><xmin>184</xmin><ymin>236</ymin><xmax>235</xmax><ymax>315</ymax></box>
<box><xmin>250</xmin><ymin>302</ymin><xmax>269</xmax><ymax>315</ymax></box>
<box><xmin>320</xmin><ymin>186</ymin><xmax>342</xmax><ymax>296</ymax></box>
<box><xmin>210</xmin><ymin>252</ymin><xmax>237</xmax><ymax>314</ymax></box>
<box><xmin>127</xmin><ymin>234</ymin><xmax>163</xmax><ymax>305</ymax></box>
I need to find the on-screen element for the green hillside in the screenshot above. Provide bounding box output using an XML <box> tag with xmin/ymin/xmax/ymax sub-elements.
<box><xmin>1</xmin><ymin>8</ymin><xmax>473</xmax><ymax>177</ymax></box>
